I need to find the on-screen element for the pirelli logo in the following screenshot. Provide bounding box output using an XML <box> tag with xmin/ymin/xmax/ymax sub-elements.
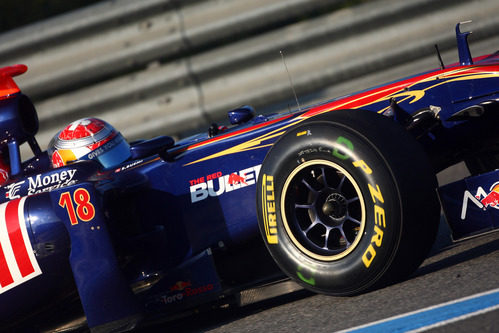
<box><xmin>262</xmin><ymin>174</ymin><xmax>278</xmax><ymax>244</ymax></box>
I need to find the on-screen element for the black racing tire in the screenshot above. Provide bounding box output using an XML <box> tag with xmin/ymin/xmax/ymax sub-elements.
<box><xmin>256</xmin><ymin>109</ymin><xmax>440</xmax><ymax>295</ymax></box>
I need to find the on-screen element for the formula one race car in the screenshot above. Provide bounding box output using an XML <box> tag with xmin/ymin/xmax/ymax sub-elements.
<box><xmin>0</xmin><ymin>23</ymin><xmax>498</xmax><ymax>332</ymax></box>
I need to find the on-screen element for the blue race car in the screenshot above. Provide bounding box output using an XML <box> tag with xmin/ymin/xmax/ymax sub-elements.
<box><xmin>0</xmin><ymin>23</ymin><xmax>498</xmax><ymax>332</ymax></box>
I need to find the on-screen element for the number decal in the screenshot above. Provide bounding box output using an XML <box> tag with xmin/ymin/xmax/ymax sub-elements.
<box><xmin>59</xmin><ymin>192</ymin><xmax>78</xmax><ymax>225</ymax></box>
<box><xmin>73</xmin><ymin>189</ymin><xmax>95</xmax><ymax>222</ymax></box>
<box><xmin>59</xmin><ymin>189</ymin><xmax>96</xmax><ymax>225</ymax></box>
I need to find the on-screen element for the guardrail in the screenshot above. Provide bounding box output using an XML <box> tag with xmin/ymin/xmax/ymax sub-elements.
<box><xmin>0</xmin><ymin>0</ymin><xmax>498</xmax><ymax>148</ymax></box>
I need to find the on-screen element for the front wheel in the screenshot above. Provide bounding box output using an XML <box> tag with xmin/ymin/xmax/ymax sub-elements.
<box><xmin>257</xmin><ymin>109</ymin><xmax>440</xmax><ymax>295</ymax></box>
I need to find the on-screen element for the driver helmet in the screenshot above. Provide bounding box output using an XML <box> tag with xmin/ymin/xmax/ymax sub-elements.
<box><xmin>49</xmin><ymin>118</ymin><xmax>131</xmax><ymax>169</ymax></box>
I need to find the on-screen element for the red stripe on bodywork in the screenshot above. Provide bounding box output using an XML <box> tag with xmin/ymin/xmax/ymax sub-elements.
<box><xmin>0</xmin><ymin>243</ymin><xmax>13</xmax><ymax>287</ymax></box>
<box><xmin>300</xmin><ymin>64</ymin><xmax>499</xmax><ymax>119</ymax></box>
<box><xmin>5</xmin><ymin>199</ymin><xmax>34</xmax><ymax>277</ymax></box>
<box><xmin>185</xmin><ymin>114</ymin><xmax>294</xmax><ymax>151</ymax></box>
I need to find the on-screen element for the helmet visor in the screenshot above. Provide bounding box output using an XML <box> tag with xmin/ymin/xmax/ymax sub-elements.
<box><xmin>95</xmin><ymin>137</ymin><xmax>131</xmax><ymax>169</ymax></box>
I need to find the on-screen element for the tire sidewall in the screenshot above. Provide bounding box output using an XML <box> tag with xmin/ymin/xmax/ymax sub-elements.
<box><xmin>257</xmin><ymin>120</ymin><xmax>403</xmax><ymax>295</ymax></box>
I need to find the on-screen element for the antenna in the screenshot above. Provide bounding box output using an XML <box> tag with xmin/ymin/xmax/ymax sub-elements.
<box><xmin>280</xmin><ymin>50</ymin><xmax>301</xmax><ymax>112</ymax></box>
<box><xmin>434</xmin><ymin>44</ymin><xmax>445</xmax><ymax>70</ymax></box>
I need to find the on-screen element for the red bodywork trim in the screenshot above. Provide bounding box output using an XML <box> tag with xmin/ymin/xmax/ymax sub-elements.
<box><xmin>301</xmin><ymin>64</ymin><xmax>499</xmax><ymax>119</ymax></box>
<box><xmin>0</xmin><ymin>64</ymin><xmax>27</xmax><ymax>101</ymax></box>
<box><xmin>180</xmin><ymin>61</ymin><xmax>499</xmax><ymax>158</ymax></box>
<box><xmin>0</xmin><ymin>242</ymin><xmax>14</xmax><ymax>287</ymax></box>
<box><xmin>182</xmin><ymin>114</ymin><xmax>294</xmax><ymax>153</ymax></box>
<box><xmin>6</xmin><ymin>199</ymin><xmax>34</xmax><ymax>278</ymax></box>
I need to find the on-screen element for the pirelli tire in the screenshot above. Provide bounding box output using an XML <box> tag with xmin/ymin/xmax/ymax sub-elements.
<box><xmin>256</xmin><ymin>109</ymin><xmax>440</xmax><ymax>295</ymax></box>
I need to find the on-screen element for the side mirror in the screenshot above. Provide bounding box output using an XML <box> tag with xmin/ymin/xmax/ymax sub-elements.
<box><xmin>0</xmin><ymin>94</ymin><xmax>40</xmax><ymax>176</ymax></box>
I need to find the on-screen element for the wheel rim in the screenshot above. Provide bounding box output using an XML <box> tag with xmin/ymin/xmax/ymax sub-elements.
<box><xmin>281</xmin><ymin>159</ymin><xmax>366</xmax><ymax>261</ymax></box>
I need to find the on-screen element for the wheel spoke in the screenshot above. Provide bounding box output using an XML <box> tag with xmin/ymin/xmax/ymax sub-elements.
<box><xmin>301</xmin><ymin>179</ymin><xmax>317</xmax><ymax>193</ymax></box>
<box><xmin>338</xmin><ymin>228</ymin><xmax>351</xmax><ymax>247</ymax></box>
<box><xmin>346</xmin><ymin>215</ymin><xmax>361</xmax><ymax>225</ymax></box>
<box><xmin>320</xmin><ymin>167</ymin><xmax>328</xmax><ymax>188</ymax></box>
<box><xmin>347</xmin><ymin>196</ymin><xmax>359</xmax><ymax>204</ymax></box>
<box><xmin>337</xmin><ymin>174</ymin><xmax>346</xmax><ymax>191</ymax></box>
<box><xmin>303</xmin><ymin>220</ymin><xmax>319</xmax><ymax>234</ymax></box>
<box><xmin>321</xmin><ymin>227</ymin><xmax>331</xmax><ymax>249</ymax></box>
<box><xmin>295</xmin><ymin>203</ymin><xmax>313</xmax><ymax>209</ymax></box>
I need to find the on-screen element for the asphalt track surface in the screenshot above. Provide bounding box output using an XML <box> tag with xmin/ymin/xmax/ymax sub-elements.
<box><xmin>146</xmin><ymin>227</ymin><xmax>499</xmax><ymax>332</ymax></box>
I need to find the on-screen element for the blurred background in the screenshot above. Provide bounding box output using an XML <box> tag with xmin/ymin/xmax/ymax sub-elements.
<box><xmin>0</xmin><ymin>0</ymin><xmax>498</xmax><ymax>152</ymax></box>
